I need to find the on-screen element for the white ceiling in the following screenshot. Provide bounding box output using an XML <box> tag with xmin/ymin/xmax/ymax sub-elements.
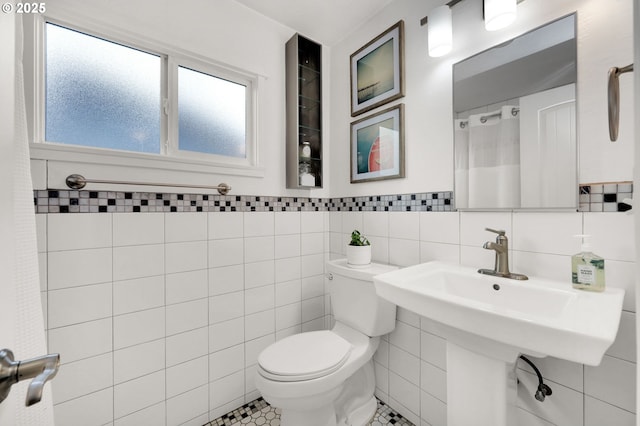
<box><xmin>233</xmin><ymin>0</ymin><xmax>395</xmax><ymax>46</ymax></box>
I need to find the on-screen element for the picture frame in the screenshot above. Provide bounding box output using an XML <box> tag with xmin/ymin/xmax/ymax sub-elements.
<box><xmin>350</xmin><ymin>20</ymin><xmax>405</xmax><ymax>117</ymax></box>
<box><xmin>351</xmin><ymin>104</ymin><xmax>405</xmax><ymax>183</ymax></box>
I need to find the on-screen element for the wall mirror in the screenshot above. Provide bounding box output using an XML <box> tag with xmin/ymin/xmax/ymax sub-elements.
<box><xmin>453</xmin><ymin>14</ymin><xmax>577</xmax><ymax>210</ymax></box>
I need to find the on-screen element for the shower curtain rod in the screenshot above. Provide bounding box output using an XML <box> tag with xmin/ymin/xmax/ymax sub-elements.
<box><xmin>64</xmin><ymin>174</ymin><xmax>232</xmax><ymax>195</ymax></box>
<box><xmin>458</xmin><ymin>107</ymin><xmax>520</xmax><ymax>128</ymax></box>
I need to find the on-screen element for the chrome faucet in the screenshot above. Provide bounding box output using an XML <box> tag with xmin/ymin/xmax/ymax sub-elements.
<box><xmin>478</xmin><ymin>228</ymin><xmax>528</xmax><ymax>280</ymax></box>
<box><xmin>0</xmin><ymin>349</ymin><xmax>60</xmax><ymax>406</ymax></box>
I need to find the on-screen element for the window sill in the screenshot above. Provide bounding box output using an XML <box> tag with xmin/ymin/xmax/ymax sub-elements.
<box><xmin>30</xmin><ymin>143</ymin><xmax>265</xmax><ymax>192</ymax></box>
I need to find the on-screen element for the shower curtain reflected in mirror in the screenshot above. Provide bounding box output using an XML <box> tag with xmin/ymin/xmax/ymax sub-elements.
<box><xmin>455</xmin><ymin>106</ymin><xmax>521</xmax><ymax>209</ymax></box>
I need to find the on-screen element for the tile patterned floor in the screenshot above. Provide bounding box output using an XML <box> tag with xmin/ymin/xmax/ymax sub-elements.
<box><xmin>206</xmin><ymin>397</ymin><xmax>414</xmax><ymax>426</ymax></box>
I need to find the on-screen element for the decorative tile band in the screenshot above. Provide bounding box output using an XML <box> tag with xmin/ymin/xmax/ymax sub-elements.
<box><xmin>578</xmin><ymin>182</ymin><xmax>633</xmax><ymax>212</ymax></box>
<box><xmin>34</xmin><ymin>190</ymin><xmax>330</xmax><ymax>214</ymax></box>
<box><xmin>32</xmin><ymin>190</ymin><xmax>453</xmax><ymax>214</ymax></box>
<box><xmin>330</xmin><ymin>192</ymin><xmax>453</xmax><ymax>212</ymax></box>
<box><xmin>34</xmin><ymin>183</ymin><xmax>634</xmax><ymax>214</ymax></box>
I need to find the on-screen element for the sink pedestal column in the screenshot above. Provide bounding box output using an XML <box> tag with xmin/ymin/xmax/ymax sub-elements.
<box><xmin>446</xmin><ymin>341</ymin><xmax>518</xmax><ymax>426</ymax></box>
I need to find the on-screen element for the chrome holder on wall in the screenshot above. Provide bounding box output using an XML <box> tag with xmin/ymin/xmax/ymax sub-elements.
<box><xmin>608</xmin><ymin>64</ymin><xmax>634</xmax><ymax>141</ymax></box>
<box><xmin>65</xmin><ymin>174</ymin><xmax>232</xmax><ymax>195</ymax></box>
<box><xmin>0</xmin><ymin>349</ymin><xmax>60</xmax><ymax>407</ymax></box>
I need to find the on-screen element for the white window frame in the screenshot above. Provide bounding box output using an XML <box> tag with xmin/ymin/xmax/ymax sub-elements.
<box><xmin>28</xmin><ymin>14</ymin><xmax>263</xmax><ymax>182</ymax></box>
<box><xmin>167</xmin><ymin>55</ymin><xmax>257</xmax><ymax>168</ymax></box>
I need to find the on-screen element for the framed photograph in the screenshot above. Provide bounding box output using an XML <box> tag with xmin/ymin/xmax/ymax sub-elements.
<box><xmin>351</xmin><ymin>104</ymin><xmax>405</xmax><ymax>183</ymax></box>
<box><xmin>350</xmin><ymin>20</ymin><xmax>404</xmax><ymax>117</ymax></box>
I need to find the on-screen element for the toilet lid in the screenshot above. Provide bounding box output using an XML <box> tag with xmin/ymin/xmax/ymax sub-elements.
<box><xmin>258</xmin><ymin>331</ymin><xmax>352</xmax><ymax>382</ymax></box>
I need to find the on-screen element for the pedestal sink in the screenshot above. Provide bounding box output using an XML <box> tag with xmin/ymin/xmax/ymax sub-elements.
<box><xmin>373</xmin><ymin>261</ymin><xmax>625</xmax><ymax>426</ymax></box>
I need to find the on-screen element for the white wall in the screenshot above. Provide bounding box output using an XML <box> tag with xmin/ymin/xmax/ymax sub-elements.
<box><xmin>329</xmin><ymin>210</ymin><xmax>636</xmax><ymax>426</ymax></box>
<box><xmin>328</xmin><ymin>0</ymin><xmax>634</xmax><ymax>197</ymax></box>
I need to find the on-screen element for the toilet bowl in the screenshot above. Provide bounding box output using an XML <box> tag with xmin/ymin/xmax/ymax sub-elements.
<box><xmin>255</xmin><ymin>259</ymin><xmax>397</xmax><ymax>426</ymax></box>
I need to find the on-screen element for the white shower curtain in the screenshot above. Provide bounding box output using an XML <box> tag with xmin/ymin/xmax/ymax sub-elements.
<box><xmin>454</xmin><ymin>119</ymin><xmax>470</xmax><ymax>209</ymax></box>
<box><xmin>464</xmin><ymin>106</ymin><xmax>521</xmax><ymax>209</ymax></box>
<box><xmin>0</xmin><ymin>13</ymin><xmax>55</xmax><ymax>425</ymax></box>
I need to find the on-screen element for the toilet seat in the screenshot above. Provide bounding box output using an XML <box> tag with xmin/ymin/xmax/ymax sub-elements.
<box><xmin>258</xmin><ymin>331</ymin><xmax>352</xmax><ymax>382</ymax></box>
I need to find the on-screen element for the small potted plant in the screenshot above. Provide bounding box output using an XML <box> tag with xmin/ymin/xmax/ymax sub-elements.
<box><xmin>346</xmin><ymin>230</ymin><xmax>371</xmax><ymax>266</ymax></box>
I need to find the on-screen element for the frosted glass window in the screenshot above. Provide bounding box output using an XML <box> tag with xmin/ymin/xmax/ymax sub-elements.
<box><xmin>178</xmin><ymin>66</ymin><xmax>246</xmax><ymax>158</ymax></box>
<box><xmin>45</xmin><ymin>23</ymin><xmax>161</xmax><ymax>153</ymax></box>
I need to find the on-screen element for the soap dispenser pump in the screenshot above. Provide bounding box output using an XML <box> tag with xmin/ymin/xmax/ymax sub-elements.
<box><xmin>571</xmin><ymin>235</ymin><xmax>605</xmax><ymax>292</ymax></box>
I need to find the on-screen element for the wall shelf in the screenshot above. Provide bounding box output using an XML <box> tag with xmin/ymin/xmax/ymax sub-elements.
<box><xmin>286</xmin><ymin>34</ymin><xmax>323</xmax><ymax>189</ymax></box>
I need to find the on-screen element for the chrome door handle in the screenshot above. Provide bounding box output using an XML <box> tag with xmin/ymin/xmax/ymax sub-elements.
<box><xmin>0</xmin><ymin>349</ymin><xmax>60</xmax><ymax>406</ymax></box>
<box><xmin>608</xmin><ymin>64</ymin><xmax>633</xmax><ymax>141</ymax></box>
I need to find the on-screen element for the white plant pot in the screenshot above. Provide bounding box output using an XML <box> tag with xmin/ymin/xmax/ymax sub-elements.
<box><xmin>346</xmin><ymin>244</ymin><xmax>371</xmax><ymax>266</ymax></box>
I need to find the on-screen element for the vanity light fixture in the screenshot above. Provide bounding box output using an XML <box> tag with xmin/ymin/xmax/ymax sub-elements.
<box><xmin>427</xmin><ymin>5</ymin><xmax>453</xmax><ymax>57</ymax></box>
<box><xmin>421</xmin><ymin>0</ymin><xmax>462</xmax><ymax>58</ymax></box>
<box><xmin>421</xmin><ymin>0</ymin><xmax>520</xmax><ymax>56</ymax></box>
<box><xmin>484</xmin><ymin>0</ymin><xmax>517</xmax><ymax>31</ymax></box>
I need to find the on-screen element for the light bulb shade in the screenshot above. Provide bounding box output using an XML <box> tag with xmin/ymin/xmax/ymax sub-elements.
<box><xmin>428</xmin><ymin>5</ymin><xmax>453</xmax><ymax>57</ymax></box>
<box><xmin>484</xmin><ymin>0</ymin><xmax>517</xmax><ymax>31</ymax></box>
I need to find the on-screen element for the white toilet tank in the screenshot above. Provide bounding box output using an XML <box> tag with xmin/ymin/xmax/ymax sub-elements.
<box><xmin>326</xmin><ymin>259</ymin><xmax>397</xmax><ymax>337</ymax></box>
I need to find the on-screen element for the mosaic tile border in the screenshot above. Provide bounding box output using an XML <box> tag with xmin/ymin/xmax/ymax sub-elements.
<box><xmin>331</xmin><ymin>192</ymin><xmax>453</xmax><ymax>212</ymax></box>
<box><xmin>32</xmin><ymin>190</ymin><xmax>453</xmax><ymax>213</ymax></box>
<box><xmin>579</xmin><ymin>182</ymin><xmax>633</xmax><ymax>212</ymax></box>
<box><xmin>205</xmin><ymin>397</ymin><xmax>414</xmax><ymax>426</ymax></box>
<box><xmin>33</xmin><ymin>182</ymin><xmax>634</xmax><ymax>214</ymax></box>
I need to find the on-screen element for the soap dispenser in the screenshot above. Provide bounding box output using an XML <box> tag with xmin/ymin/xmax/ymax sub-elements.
<box><xmin>571</xmin><ymin>235</ymin><xmax>605</xmax><ymax>292</ymax></box>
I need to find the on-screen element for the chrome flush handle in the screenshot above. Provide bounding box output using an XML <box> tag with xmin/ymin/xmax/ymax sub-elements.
<box><xmin>0</xmin><ymin>349</ymin><xmax>60</xmax><ymax>406</ymax></box>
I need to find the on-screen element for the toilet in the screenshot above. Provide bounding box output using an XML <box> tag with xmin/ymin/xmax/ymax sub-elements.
<box><xmin>254</xmin><ymin>259</ymin><xmax>397</xmax><ymax>426</ymax></box>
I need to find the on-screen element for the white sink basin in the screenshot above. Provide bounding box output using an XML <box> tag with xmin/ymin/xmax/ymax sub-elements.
<box><xmin>374</xmin><ymin>261</ymin><xmax>625</xmax><ymax>366</ymax></box>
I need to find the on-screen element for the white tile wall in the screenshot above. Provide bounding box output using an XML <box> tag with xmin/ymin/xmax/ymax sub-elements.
<box><xmin>43</xmin><ymin>211</ymin><xmax>327</xmax><ymax>425</ymax></box>
<box><xmin>512</xmin><ymin>212</ymin><xmax>582</xmax><ymax>255</ymax></box>
<box><xmin>48</xmin><ymin>283</ymin><xmax>112</xmax><ymax>328</ymax></box>
<box><xmin>113</xmin><ymin>244</ymin><xmax>164</xmax><ymax>281</ymax></box>
<box><xmin>114</xmin><ymin>370</ymin><xmax>165</xmax><ymax>419</ymax></box>
<box><xmin>166</xmin><ymin>269</ymin><xmax>208</xmax><ymax>305</ymax></box>
<box><xmin>275</xmin><ymin>211</ymin><xmax>301</xmax><ymax>235</ymax></box>
<box><xmin>48</xmin><ymin>248</ymin><xmax>112</xmax><ymax>290</ymax></box>
<box><xmin>113</xmin><ymin>307</ymin><xmax>165</xmax><ymax>350</ymax></box>
<box><xmin>209</xmin><ymin>344</ymin><xmax>244</xmax><ymax>381</ymax></box>
<box><xmin>114</xmin><ymin>339</ymin><xmax>165</xmax><ymax>384</ymax></box>
<box><xmin>53</xmin><ymin>388</ymin><xmax>114</xmax><ymax>426</ymax></box>
<box><xmin>168</xmin><ymin>385</ymin><xmax>209</xmax><ymax>426</ymax></box>
<box><xmin>209</xmin><ymin>316</ymin><xmax>244</xmax><ymax>353</ymax></box>
<box><xmin>275</xmin><ymin>234</ymin><xmax>301</xmax><ymax>258</ymax></box>
<box><xmin>113</xmin><ymin>212</ymin><xmax>164</xmax><ymax>246</ymax></box>
<box><xmin>244</xmin><ymin>260</ymin><xmax>275</xmax><ymax>289</ymax></box>
<box><xmin>166</xmin><ymin>356</ymin><xmax>209</xmax><ymax>398</ymax></box>
<box><xmin>166</xmin><ymin>327</ymin><xmax>208</xmax><ymax>367</ymax></box>
<box><xmin>113</xmin><ymin>401</ymin><xmax>165</xmax><ymax>426</ymax></box>
<box><xmin>209</xmin><ymin>291</ymin><xmax>244</xmax><ymax>324</ymax></box>
<box><xmin>41</xmin><ymin>209</ymin><xmax>635</xmax><ymax>426</ymax></box>
<box><xmin>53</xmin><ymin>352</ymin><xmax>113</xmax><ymax>404</ymax></box>
<box><xmin>333</xmin><ymin>210</ymin><xmax>636</xmax><ymax>426</ymax></box>
<box><xmin>47</xmin><ymin>213</ymin><xmax>112</xmax><ymax>251</ymax></box>
<box><xmin>48</xmin><ymin>318</ymin><xmax>112</xmax><ymax>364</ymax></box>
<box><xmin>113</xmin><ymin>275</ymin><xmax>164</xmax><ymax>315</ymax></box>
